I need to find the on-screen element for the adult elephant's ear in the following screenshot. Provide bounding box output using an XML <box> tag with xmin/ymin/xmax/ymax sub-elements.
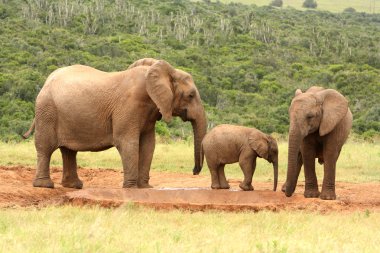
<box><xmin>128</xmin><ymin>58</ymin><xmax>158</xmax><ymax>69</ymax></box>
<box><xmin>146</xmin><ymin>60</ymin><xmax>176</xmax><ymax>122</ymax></box>
<box><xmin>318</xmin><ymin>89</ymin><xmax>349</xmax><ymax>136</ymax></box>
<box><xmin>248</xmin><ymin>132</ymin><xmax>269</xmax><ymax>160</ymax></box>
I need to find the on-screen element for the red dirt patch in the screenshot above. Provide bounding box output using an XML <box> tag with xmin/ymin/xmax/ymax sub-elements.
<box><xmin>1</xmin><ymin>165</ymin><xmax>380</xmax><ymax>212</ymax></box>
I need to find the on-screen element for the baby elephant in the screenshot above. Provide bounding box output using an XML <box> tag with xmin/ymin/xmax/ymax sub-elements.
<box><xmin>201</xmin><ymin>124</ymin><xmax>278</xmax><ymax>191</ymax></box>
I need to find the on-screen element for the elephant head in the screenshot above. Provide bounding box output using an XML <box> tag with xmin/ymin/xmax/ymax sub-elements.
<box><xmin>249</xmin><ymin>133</ymin><xmax>278</xmax><ymax>191</ymax></box>
<box><xmin>128</xmin><ymin>58</ymin><xmax>207</xmax><ymax>175</ymax></box>
<box><xmin>285</xmin><ymin>87</ymin><xmax>349</xmax><ymax>197</ymax></box>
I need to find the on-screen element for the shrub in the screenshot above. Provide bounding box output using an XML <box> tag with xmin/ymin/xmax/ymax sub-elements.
<box><xmin>343</xmin><ymin>7</ymin><xmax>356</xmax><ymax>13</ymax></box>
<box><xmin>269</xmin><ymin>0</ymin><xmax>283</xmax><ymax>7</ymax></box>
<box><xmin>303</xmin><ymin>0</ymin><xmax>317</xmax><ymax>9</ymax></box>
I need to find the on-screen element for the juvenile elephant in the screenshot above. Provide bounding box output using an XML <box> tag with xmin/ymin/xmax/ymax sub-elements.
<box><xmin>23</xmin><ymin>58</ymin><xmax>207</xmax><ymax>189</ymax></box>
<box><xmin>283</xmin><ymin>86</ymin><xmax>352</xmax><ymax>200</ymax></box>
<box><xmin>200</xmin><ymin>124</ymin><xmax>278</xmax><ymax>191</ymax></box>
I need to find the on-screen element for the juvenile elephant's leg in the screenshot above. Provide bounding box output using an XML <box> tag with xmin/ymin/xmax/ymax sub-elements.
<box><xmin>33</xmin><ymin>124</ymin><xmax>57</xmax><ymax>188</ymax></box>
<box><xmin>282</xmin><ymin>152</ymin><xmax>302</xmax><ymax>192</ymax></box>
<box><xmin>206</xmin><ymin>158</ymin><xmax>221</xmax><ymax>189</ymax></box>
<box><xmin>238</xmin><ymin>150</ymin><xmax>255</xmax><ymax>191</ymax></box>
<box><xmin>302</xmin><ymin>140</ymin><xmax>320</xmax><ymax>198</ymax></box>
<box><xmin>137</xmin><ymin>130</ymin><xmax>155</xmax><ymax>188</ymax></box>
<box><xmin>217</xmin><ymin>165</ymin><xmax>230</xmax><ymax>189</ymax></box>
<box><xmin>33</xmin><ymin>150</ymin><xmax>55</xmax><ymax>188</ymax></box>
<box><xmin>320</xmin><ymin>146</ymin><xmax>339</xmax><ymax>200</ymax></box>
<box><xmin>116</xmin><ymin>138</ymin><xmax>140</xmax><ymax>188</ymax></box>
<box><xmin>60</xmin><ymin>147</ymin><xmax>83</xmax><ymax>189</ymax></box>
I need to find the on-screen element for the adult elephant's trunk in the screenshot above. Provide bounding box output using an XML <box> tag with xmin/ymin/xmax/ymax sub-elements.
<box><xmin>191</xmin><ymin>105</ymin><xmax>207</xmax><ymax>175</ymax></box>
<box><xmin>285</xmin><ymin>126</ymin><xmax>303</xmax><ymax>197</ymax></box>
<box><xmin>273</xmin><ymin>160</ymin><xmax>278</xmax><ymax>191</ymax></box>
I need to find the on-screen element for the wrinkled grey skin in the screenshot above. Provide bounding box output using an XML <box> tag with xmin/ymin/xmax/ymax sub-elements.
<box><xmin>23</xmin><ymin>58</ymin><xmax>207</xmax><ymax>189</ymax></box>
<box><xmin>283</xmin><ymin>86</ymin><xmax>352</xmax><ymax>200</ymax></box>
<box><xmin>200</xmin><ymin>124</ymin><xmax>278</xmax><ymax>191</ymax></box>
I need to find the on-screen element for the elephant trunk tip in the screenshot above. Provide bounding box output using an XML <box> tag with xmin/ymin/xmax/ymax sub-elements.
<box><xmin>285</xmin><ymin>185</ymin><xmax>295</xmax><ymax>197</ymax></box>
<box><xmin>193</xmin><ymin>166</ymin><xmax>201</xmax><ymax>175</ymax></box>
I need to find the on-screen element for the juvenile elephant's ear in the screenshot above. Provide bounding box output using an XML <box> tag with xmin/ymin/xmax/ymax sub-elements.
<box><xmin>146</xmin><ymin>60</ymin><xmax>176</xmax><ymax>122</ymax></box>
<box><xmin>128</xmin><ymin>58</ymin><xmax>158</xmax><ymax>69</ymax></box>
<box><xmin>248</xmin><ymin>131</ymin><xmax>269</xmax><ymax>160</ymax></box>
<box><xmin>318</xmin><ymin>89</ymin><xmax>349</xmax><ymax>136</ymax></box>
<box><xmin>295</xmin><ymin>89</ymin><xmax>302</xmax><ymax>96</ymax></box>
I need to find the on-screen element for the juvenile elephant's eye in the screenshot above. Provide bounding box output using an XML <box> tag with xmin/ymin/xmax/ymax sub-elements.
<box><xmin>306</xmin><ymin>113</ymin><xmax>314</xmax><ymax>119</ymax></box>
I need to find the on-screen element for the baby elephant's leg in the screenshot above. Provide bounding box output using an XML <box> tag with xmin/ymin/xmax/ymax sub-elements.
<box><xmin>238</xmin><ymin>152</ymin><xmax>255</xmax><ymax>191</ymax></box>
<box><xmin>207</xmin><ymin>160</ymin><xmax>221</xmax><ymax>189</ymax></box>
<box><xmin>217</xmin><ymin>164</ymin><xmax>230</xmax><ymax>189</ymax></box>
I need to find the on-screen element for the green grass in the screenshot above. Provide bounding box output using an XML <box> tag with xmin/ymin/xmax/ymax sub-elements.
<box><xmin>1</xmin><ymin>139</ymin><xmax>379</xmax><ymax>182</ymax></box>
<box><xmin>212</xmin><ymin>0</ymin><xmax>380</xmax><ymax>13</ymax></box>
<box><xmin>0</xmin><ymin>205</ymin><xmax>380</xmax><ymax>253</ymax></box>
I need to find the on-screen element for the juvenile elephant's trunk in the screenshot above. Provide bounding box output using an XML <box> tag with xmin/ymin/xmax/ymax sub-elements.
<box><xmin>273</xmin><ymin>161</ymin><xmax>278</xmax><ymax>191</ymax></box>
<box><xmin>285</xmin><ymin>127</ymin><xmax>303</xmax><ymax>197</ymax></box>
<box><xmin>192</xmin><ymin>106</ymin><xmax>207</xmax><ymax>175</ymax></box>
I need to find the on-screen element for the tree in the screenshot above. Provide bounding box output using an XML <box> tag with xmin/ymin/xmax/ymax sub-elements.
<box><xmin>269</xmin><ymin>0</ymin><xmax>283</xmax><ymax>7</ymax></box>
<box><xmin>343</xmin><ymin>7</ymin><xmax>356</xmax><ymax>13</ymax></box>
<box><xmin>303</xmin><ymin>0</ymin><xmax>317</xmax><ymax>9</ymax></box>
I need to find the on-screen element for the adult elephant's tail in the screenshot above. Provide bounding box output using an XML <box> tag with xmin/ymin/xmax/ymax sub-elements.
<box><xmin>22</xmin><ymin>118</ymin><xmax>35</xmax><ymax>139</ymax></box>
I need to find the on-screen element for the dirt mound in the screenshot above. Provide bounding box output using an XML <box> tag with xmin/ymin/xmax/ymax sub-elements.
<box><xmin>1</xmin><ymin>166</ymin><xmax>380</xmax><ymax>212</ymax></box>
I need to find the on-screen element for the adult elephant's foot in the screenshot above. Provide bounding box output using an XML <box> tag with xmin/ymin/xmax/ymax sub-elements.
<box><xmin>304</xmin><ymin>189</ymin><xmax>320</xmax><ymax>198</ymax></box>
<box><xmin>320</xmin><ymin>190</ymin><xmax>336</xmax><ymax>200</ymax></box>
<box><xmin>239</xmin><ymin>182</ymin><xmax>254</xmax><ymax>191</ymax></box>
<box><xmin>33</xmin><ymin>178</ymin><xmax>54</xmax><ymax>188</ymax></box>
<box><xmin>219</xmin><ymin>183</ymin><xmax>230</xmax><ymax>189</ymax></box>
<box><xmin>62</xmin><ymin>178</ymin><xmax>83</xmax><ymax>189</ymax></box>
<box><xmin>123</xmin><ymin>180</ymin><xmax>138</xmax><ymax>188</ymax></box>
<box><xmin>211</xmin><ymin>183</ymin><xmax>221</xmax><ymax>189</ymax></box>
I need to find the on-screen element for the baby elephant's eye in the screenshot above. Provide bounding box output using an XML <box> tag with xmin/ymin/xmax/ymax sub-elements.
<box><xmin>306</xmin><ymin>113</ymin><xmax>314</xmax><ymax>119</ymax></box>
<box><xmin>188</xmin><ymin>91</ymin><xmax>195</xmax><ymax>99</ymax></box>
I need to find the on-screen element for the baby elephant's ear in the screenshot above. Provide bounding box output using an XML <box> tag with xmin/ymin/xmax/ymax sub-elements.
<box><xmin>248</xmin><ymin>132</ymin><xmax>269</xmax><ymax>160</ymax></box>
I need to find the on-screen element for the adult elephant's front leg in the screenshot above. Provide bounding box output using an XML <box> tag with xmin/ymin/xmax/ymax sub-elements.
<box><xmin>138</xmin><ymin>130</ymin><xmax>155</xmax><ymax>188</ymax></box>
<box><xmin>117</xmin><ymin>138</ymin><xmax>140</xmax><ymax>188</ymax></box>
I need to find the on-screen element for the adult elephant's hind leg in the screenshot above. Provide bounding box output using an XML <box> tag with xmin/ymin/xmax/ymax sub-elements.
<box><xmin>60</xmin><ymin>147</ymin><xmax>83</xmax><ymax>189</ymax></box>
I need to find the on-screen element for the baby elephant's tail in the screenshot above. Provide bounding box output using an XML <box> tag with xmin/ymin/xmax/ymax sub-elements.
<box><xmin>22</xmin><ymin>118</ymin><xmax>35</xmax><ymax>139</ymax></box>
<box><xmin>193</xmin><ymin>142</ymin><xmax>204</xmax><ymax>175</ymax></box>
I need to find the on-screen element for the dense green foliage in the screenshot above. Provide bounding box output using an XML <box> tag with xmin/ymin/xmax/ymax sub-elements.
<box><xmin>0</xmin><ymin>0</ymin><xmax>379</xmax><ymax>141</ymax></box>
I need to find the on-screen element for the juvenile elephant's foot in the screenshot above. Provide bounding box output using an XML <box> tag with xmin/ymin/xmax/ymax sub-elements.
<box><xmin>33</xmin><ymin>178</ymin><xmax>54</xmax><ymax>188</ymax></box>
<box><xmin>138</xmin><ymin>182</ymin><xmax>153</xmax><ymax>188</ymax></box>
<box><xmin>62</xmin><ymin>178</ymin><xmax>83</xmax><ymax>189</ymax></box>
<box><xmin>320</xmin><ymin>190</ymin><xmax>336</xmax><ymax>200</ymax></box>
<box><xmin>239</xmin><ymin>182</ymin><xmax>254</xmax><ymax>191</ymax></box>
<box><xmin>304</xmin><ymin>189</ymin><xmax>320</xmax><ymax>198</ymax></box>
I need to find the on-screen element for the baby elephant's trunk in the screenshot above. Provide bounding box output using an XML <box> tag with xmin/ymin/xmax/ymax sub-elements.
<box><xmin>273</xmin><ymin>161</ymin><xmax>278</xmax><ymax>191</ymax></box>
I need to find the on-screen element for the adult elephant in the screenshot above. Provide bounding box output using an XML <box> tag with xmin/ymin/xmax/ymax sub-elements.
<box><xmin>23</xmin><ymin>58</ymin><xmax>207</xmax><ymax>189</ymax></box>
<box><xmin>283</xmin><ymin>86</ymin><xmax>352</xmax><ymax>200</ymax></box>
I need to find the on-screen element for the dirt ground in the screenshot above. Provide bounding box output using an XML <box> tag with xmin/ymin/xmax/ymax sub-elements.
<box><xmin>1</xmin><ymin>165</ymin><xmax>380</xmax><ymax>212</ymax></box>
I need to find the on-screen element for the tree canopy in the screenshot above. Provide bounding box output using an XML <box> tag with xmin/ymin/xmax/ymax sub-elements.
<box><xmin>0</xmin><ymin>0</ymin><xmax>379</xmax><ymax>141</ymax></box>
